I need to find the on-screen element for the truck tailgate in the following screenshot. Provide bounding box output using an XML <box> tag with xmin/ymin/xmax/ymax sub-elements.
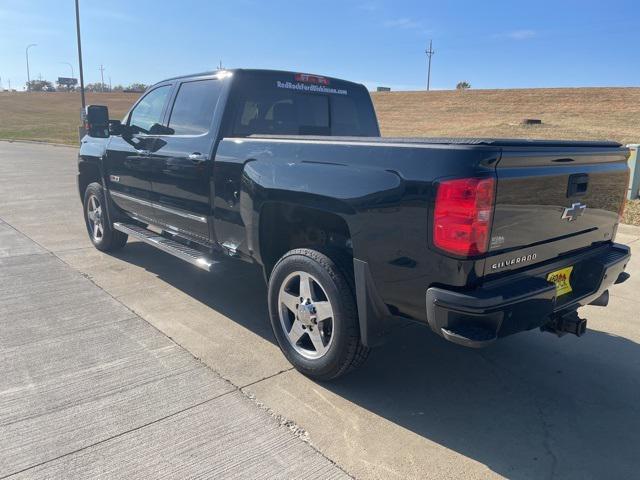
<box><xmin>485</xmin><ymin>146</ymin><xmax>629</xmax><ymax>275</ymax></box>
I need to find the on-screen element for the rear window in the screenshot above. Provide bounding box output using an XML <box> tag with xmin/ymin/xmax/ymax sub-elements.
<box><xmin>229</xmin><ymin>72</ymin><xmax>379</xmax><ymax>137</ymax></box>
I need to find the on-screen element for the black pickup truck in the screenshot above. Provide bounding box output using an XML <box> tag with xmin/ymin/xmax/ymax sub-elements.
<box><xmin>78</xmin><ymin>69</ymin><xmax>631</xmax><ymax>380</ymax></box>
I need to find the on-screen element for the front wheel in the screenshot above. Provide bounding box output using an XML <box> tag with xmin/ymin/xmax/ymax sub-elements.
<box><xmin>83</xmin><ymin>182</ymin><xmax>127</xmax><ymax>252</ymax></box>
<box><xmin>268</xmin><ymin>248</ymin><xmax>369</xmax><ymax>380</ymax></box>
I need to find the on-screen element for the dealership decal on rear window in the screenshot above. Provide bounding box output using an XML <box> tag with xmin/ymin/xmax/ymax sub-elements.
<box><xmin>276</xmin><ymin>81</ymin><xmax>348</xmax><ymax>95</ymax></box>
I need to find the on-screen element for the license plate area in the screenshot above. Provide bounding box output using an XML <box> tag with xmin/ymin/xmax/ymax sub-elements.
<box><xmin>547</xmin><ymin>266</ymin><xmax>574</xmax><ymax>297</ymax></box>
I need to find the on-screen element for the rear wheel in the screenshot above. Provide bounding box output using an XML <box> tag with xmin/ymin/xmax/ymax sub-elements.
<box><xmin>268</xmin><ymin>248</ymin><xmax>369</xmax><ymax>380</ymax></box>
<box><xmin>83</xmin><ymin>182</ymin><xmax>127</xmax><ymax>252</ymax></box>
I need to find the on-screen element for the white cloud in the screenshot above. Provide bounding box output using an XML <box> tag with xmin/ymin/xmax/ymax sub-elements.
<box><xmin>358</xmin><ymin>2</ymin><xmax>379</xmax><ymax>12</ymax></box>
<box><xmin>500</xmin><ymin>29</ymin><xmax>537</xmax><ymax>40</ymax></box>
<box><xmin>384</xmin><ymin>17</ymin><xmax>422</xmax><ymax>30</ymax></box>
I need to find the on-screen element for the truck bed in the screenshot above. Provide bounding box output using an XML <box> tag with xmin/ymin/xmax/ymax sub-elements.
<box><xmin>247</xmin><ymin>135</ymin><xmax>622</xmax><ymax>148</ymax></box>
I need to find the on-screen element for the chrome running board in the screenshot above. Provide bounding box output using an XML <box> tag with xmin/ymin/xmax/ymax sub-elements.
<box><xmin>113</xmin><ymin>222</ymin><xmax>218</xmax><ymax>272</ymax></box>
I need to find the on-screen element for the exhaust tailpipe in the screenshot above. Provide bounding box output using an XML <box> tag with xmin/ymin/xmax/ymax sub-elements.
<box><xmin>541</xmin><ymin>310</ymin><xmax>587</xmax><ymax>337</ymax></box>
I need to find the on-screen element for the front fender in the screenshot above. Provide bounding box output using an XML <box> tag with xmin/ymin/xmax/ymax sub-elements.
<box><xmin>77</xmin><ymin>138</ymin><xmax>109</xmax><ymax>198</ymax></box>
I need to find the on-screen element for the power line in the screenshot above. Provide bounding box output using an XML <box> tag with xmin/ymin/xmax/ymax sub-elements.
<box><xmin>425</xmin><ymin>39</ymin><xmax>435</xmax><ymax>91</ymax></box>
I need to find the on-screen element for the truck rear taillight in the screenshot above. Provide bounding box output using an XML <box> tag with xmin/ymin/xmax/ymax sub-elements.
<box><xmin>433</xmin><ymin>177</ymin><xmax>496</xmax><ymax>256</ymax></box>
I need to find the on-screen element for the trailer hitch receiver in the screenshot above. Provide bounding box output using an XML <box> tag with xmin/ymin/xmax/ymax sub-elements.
<box><xmin>541</xmin><ymin>310</ymin><xmax>587</xmax><ymax>337</ymax></box>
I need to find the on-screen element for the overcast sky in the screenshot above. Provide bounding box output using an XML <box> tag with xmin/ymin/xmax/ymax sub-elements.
<box><xmin>1</xmin><ymin>0</ymin><xmax>639</xmax><ymax>91</ymax></box>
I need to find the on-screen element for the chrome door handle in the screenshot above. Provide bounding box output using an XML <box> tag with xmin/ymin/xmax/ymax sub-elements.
<box><xmin>188</xmin><ymin>152</ymin><xmax>207</xmax><ymax>163</ymax></box>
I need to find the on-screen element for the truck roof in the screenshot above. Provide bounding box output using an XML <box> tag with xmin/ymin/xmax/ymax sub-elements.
<box><xmin>153</xmin><ymin>68</ymin><xmax>367</xmax><ymax>89</ymax></box>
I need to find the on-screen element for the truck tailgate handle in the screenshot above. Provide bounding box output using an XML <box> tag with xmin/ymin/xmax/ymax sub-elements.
<box><xmin>567</xmin><ymin>173</ymin><xmax>589</xmax><ymax>197</ymax></box>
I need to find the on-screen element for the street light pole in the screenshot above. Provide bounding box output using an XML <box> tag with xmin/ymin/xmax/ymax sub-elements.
<box><xmin>60</xmin><ymin>62</ymin><xmax>75</xmax><ymax>79</ymax></box>
<box><xmin>25</xmin><ymin>44</ymin><xmax>37</xmax><ymax>91</ymax></box>
<box><xmin>74</xmin><ymin>0</ymin><xmax>86</xmax><ymax>108</ymax></box>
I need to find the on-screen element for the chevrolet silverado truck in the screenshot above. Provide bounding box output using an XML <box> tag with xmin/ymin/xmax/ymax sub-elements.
<box><xmin>78</xmin><ymin>69</ymin><xmax>631</xmax><ymax>380</ymax></box>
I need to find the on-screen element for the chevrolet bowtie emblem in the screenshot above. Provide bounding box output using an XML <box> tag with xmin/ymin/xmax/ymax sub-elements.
<box><xmin>561</xmin><ymin>202</ymin><xmax>587</xmax><ymax>221</ymax></box>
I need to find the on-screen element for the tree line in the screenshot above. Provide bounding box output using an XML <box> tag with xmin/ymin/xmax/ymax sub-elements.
<box><xmin>25</xmin><ymin>80</ymin><xmax>148</xmax><ymax>92</ymax></box>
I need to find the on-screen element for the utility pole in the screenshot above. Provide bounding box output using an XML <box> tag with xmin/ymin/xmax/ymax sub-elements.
<box><xmin>25</xmin><ymin>43</ymin><xmax>37</xmax><ymax>91</ymax></box>
<box><xmin>425</xmin><ymin>39</ymin><xmax>434</xmax><ymax>91</ymax></box>
<box><xmin>108</xmin><ymin>76</ymin><xmax>112</xmax><ymax>92</ymax></box>
<box><xmin>74</xmin><ymin>0</ymin><xmax>86</xmax><ymax>108</ymax></box>
<box><xmin>99</xmin><ymin>64</ymin><xmax>105</xmax><ymax>92</ymax></box>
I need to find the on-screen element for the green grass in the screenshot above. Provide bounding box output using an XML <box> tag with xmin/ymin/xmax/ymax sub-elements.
<box><xmin>0</xmin><ymin>91</ymin><xmax>138</xmax><ymax>145</ymax></box>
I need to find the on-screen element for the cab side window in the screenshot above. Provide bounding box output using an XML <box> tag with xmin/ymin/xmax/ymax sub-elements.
<box><xmin>167</xmin><ymin>79</ymin><xmax>222</xmax><ymax>135</ymax></box>
<box><xmin>128</xmin><ymin>85</ymin><xmax>171</xmax><ymax>133</ymax></box>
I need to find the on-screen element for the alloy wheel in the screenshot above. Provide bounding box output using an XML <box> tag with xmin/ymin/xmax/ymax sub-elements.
<box><xmin>86</xmin><ymin>194</ymin><xmax>104</xmax><ymax>242</ymax></box>
<box><xmin>278</xmin><ymin>271</ymin><xmax>335</xmax><ymax>359</ymax></box>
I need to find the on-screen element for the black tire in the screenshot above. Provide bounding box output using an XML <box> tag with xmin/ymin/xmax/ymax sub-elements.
<box><xmin>83</xmin><ymin>182</ymin><xmax>128</xmax><ymax>252</ymax></box>
<box><xmin>268</xmin><ymin>248</ymin><xmax>370</xmax><ymax>381</ymax></box>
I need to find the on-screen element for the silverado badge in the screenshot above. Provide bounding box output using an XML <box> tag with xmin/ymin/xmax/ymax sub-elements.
<box><xmin>561</xmin><ymin>202</ymin><xmax>586</xmax><ymax>222</ymax></box>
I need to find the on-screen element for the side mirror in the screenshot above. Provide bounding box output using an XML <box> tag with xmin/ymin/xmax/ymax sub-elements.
<box><xmin>109</xmin><ymin>120</ymin><xmax>125</xmax><ymax>136</ymax></box>
<box><xmin>84</xmin><ymin>105</ymin><xmax>110</xmax><ymax>138</ymax></box>
<box><xmin>148</xmin><ymin>123</ymin><xmax>174</xmax><ymax>135</ymax></box>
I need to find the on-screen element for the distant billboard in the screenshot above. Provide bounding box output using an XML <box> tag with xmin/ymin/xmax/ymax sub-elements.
<box><xmin>58</xmin><ymin>77</ymin><xmax>78</xmax><ymax>86</ymax></box>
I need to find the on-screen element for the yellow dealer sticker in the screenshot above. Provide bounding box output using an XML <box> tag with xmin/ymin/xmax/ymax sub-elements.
<box><xmin>547</xmin><ymin>266</ymin><xmax>574</xmax><ymax>297</ymax></box>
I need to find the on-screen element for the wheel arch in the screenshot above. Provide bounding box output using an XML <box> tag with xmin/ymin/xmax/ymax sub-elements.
<box><xmin>258</xmin><ymin>201</ymin><xmax>354</xmax><ymax>280</ymax></box>
<box><xmin>78</xmin><ymin>158</ymin><xmax>102</xmax><ymax>199</ymax></box>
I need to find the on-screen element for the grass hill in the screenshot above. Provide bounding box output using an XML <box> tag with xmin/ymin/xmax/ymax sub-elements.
<box><xmin>1</xmin><ymin>87</ymin><xmax>638</xmax><ymax>145</ymax></box>
<box><xmin>0</xmin><ymin>88</ymin><xmax>638</xmax><ymax>224</ymax></box>
<box><xmin>371</xmin><ymin>87</ymin><xmax>640</xmax><ymax>146</ymax></box>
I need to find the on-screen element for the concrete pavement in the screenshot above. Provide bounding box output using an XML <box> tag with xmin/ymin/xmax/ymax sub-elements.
<box><xmin>1</xmin><ymin>141</ymin><xmax>639</xmax><ymax>479</ymax></box>
<box><xmin>0</xmin><ymin>143</ymin><xmax>347</xmax><ymax>479</ymax></box>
